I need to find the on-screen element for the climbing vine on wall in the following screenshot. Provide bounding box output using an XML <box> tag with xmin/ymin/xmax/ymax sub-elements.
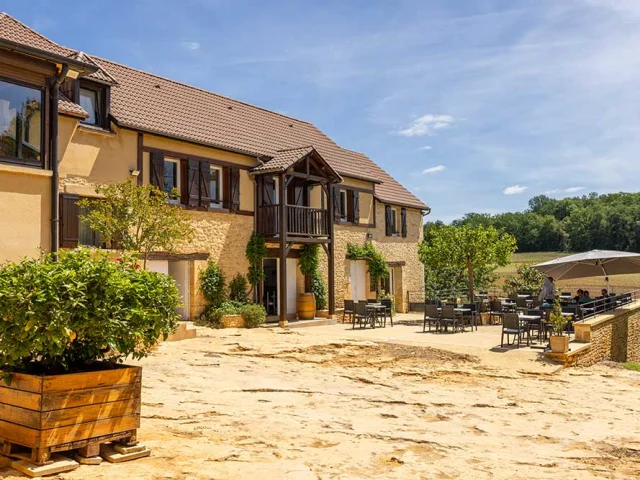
<box><xmin>346</xmin><ymin>242</ymin><xmax>390</xmax><ymax>295</ymax></box>
<box><xmin>299</xmin><ymin>244</ymin><xmax>328</xmax><ymax>310</ymax></box>
<box><xmin>246</xmin><ymin>232</ymin><xmax>267</xmax><ymax>297</ymax></box>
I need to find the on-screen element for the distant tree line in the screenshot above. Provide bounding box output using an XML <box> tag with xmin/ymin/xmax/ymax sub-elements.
<box><xmin>425</xmin><ymin>192</ymin><xmax>640</xmax><ymax>253</ymax></box>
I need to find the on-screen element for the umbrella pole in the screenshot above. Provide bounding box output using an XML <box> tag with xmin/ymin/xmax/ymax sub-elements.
<box><xmin>601</xmin><ymin>265</ymin><xmax>610</xmax><ymax>293</ymax></box>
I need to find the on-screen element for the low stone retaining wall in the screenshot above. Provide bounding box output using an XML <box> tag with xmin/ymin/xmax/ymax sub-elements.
<box><xmin>555</xmin><ymin>301</ymin><xmax>640</xmax><ymax>367</ymax></box>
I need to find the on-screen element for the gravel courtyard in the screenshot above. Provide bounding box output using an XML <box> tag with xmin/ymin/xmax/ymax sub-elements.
<box><xmin>2</xmin><ymin>321</ymin><xmax>640</xmax><ymax>479</ymax></box>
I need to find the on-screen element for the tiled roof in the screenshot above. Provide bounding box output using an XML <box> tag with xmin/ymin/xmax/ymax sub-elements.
<box><xmin>0</xmin><ymin>12</ymin><xmax>72</xmax><ymax>57</ymax></box>
<box><xmin>0</xmin><ymin>13</ymin><xmax>428</xmax><ymax>211</ymax></box>
<box><xmin>251</xmin><ymin>146</ymin><xmax>315</xmax><ymax>174</ymax></box>
<box><xmin>68</xmin><ymin>51</ymin><xmax>118</xmax><ymax>85</ymax></box>
<box><xmin>58</xmin><ymin>92</ymin><xmax>88</xmax><ymax>118</ymax></box>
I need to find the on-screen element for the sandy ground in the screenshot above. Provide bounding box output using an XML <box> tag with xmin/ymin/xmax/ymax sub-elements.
<box><xmin>2</xmin><ymin>319</ymin><xmax>640</xmax><ymax>479</ymax></box>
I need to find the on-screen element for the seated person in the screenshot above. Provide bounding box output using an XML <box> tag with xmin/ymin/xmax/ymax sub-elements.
<box><xmin>579</xmin><ymin>290</ymin><xmax>593</xmax><ymax>304</ymax></box>
<box><xmin>573</xmin><ymin>289</ymin><xmax>584</xmax><ymax>303</ymax></box>
<box><xmin>600</xmin><ymin>288</ymin><xmax>609</xmax><ymax>297</ymax></box>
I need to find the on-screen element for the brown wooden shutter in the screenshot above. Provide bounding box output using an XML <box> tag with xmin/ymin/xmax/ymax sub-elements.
<box><xmin>221</xmin><ymin>167</ymin><xmax>230</xmax><ymax>209</ymax></box>
<box><xmin>262</xmin><ymin>175</ymin><xmax>275</xmax><ymax>205</ymax></box>
<box><xmin>385</xmin><ymin>205</ymin><xmax>392</xmax><ymax>236</ymax></box>
<box><xmin>199</xmin><ymin>161</ymin><xmax>211</xmax><ymax>208</ymax></box>
<box><xmin>60</xmin><ymin>193</ymin><xmax>79</xmax><ymax>248</ymax></box>
<box><xmin>229</xmin><ymin>167</ymin><xmax>240</xmax><ymax>212</ymax></box>
<box><xmin>150</xmin><ymin>151</ymin><xmax>164</xmax><ymax>189</ymax></box>
<box><xmin>332</xmin><ymin>187</ymin><xmax>341</xmax><ymax>222</ymax></box>
<box><xmin>186</xmin><ymin>159</ymin><xmax>199</xmax><ymax>207</ymax></box>
<box><xmin>353</xmin><ymin>191</ymin><xmax>360</xmax><ymax>225</ymax></box>
<box><xmin>346</xmin><ymin>190</ymin><xmax>354</xmax><ymax>222</ymax></box>
<box><xmin>401</xmin><ymin>207</ymin><xmax>407</xmax><ymax>237</ymax></box>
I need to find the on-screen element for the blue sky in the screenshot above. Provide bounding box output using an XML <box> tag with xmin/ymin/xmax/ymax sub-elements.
<box><xmin>7</xmin><ymin>0</ymin><xmax>640</xmax><ymax>222</ymax></box>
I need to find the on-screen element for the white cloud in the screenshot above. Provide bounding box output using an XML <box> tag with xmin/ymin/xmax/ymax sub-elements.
<box><xmin>503</xmin><ymin>185</ymin><xmax>528</xmax><ymax>195</ymax></box>
<box><xmin>544</xmin><ymin>186</ymin><xmax>586</xmax><ymax>195</ymax></box>
<box><xmin>564</xmin><ymin>186</ymin><xmax>585</xmax><ymax>193</ymax></box>
<box><xmin>399</xmin><ymin>114</ymin><xmax>454</xmax><ymax>137</ymax></box>
<box><xmin>419</xmin><ymin>145</ymin><xmax>433</xmax><ymax>151</ymax></box>
<box><xmin>181</xmin><ymin>41</ymin><xmax>201</xmax><ymax>51</ymax></box>
<box><xmin>422</xmin><ymin>165</ymin><xmax>446</xmax><ymax>175</ymax></box>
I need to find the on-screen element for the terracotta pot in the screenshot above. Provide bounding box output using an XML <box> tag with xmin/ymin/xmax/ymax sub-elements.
<box><xmin>316</xmin><ymin>309</ymin><xmax>329</xmax><ymax>318</ymax></box>
<box><xmin>549</xmin><ymin>335</ymin><xmax>569</xmax><ymax>354</ymax></box>
<box><xmin>297</xmin><ymin>293</ymin><xmax>316</xmax><ymax>320</ymax></box>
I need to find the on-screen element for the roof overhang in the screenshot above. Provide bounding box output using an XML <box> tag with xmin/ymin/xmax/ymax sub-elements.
<box><xmin>0</xmin><ymin>38</ymin><xmax>98</xmax><ymax>75</ymax></box>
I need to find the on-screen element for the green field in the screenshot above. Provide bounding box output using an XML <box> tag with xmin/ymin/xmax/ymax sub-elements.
<box><xmin>494</xmin><ymin>252</ymin><xmax>640</xmax><ymax>295</ymax></box>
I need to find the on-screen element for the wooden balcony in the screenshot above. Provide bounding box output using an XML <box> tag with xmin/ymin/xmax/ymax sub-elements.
<box><xmin>256</xmin><ymin>204</ymin><xmax>329</xmax><ymax>239</ymax></box>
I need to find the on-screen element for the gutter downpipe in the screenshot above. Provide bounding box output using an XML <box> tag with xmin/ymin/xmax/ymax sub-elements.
<box><xmin>50</xmin><ymin>64</ymin><xmax>69</xmax><ymax>255</ymax></box>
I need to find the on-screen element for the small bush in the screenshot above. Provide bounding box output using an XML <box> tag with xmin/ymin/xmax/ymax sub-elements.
<box><xmin>240</xmin><ymin>303</ymin><xmax>267</xmax><ymax>328</ymax></box>
<box><xmin>197</xmin><ymin>301</ymin><xmax>244</xmax><ymax>328</ymax></box>
<box><xmin>229</xmin><ymin>274</ymin><xmax>249</xmax><ymax>302</ymax></box>
<box><xmin>0</xmin><ymin>248</ymin><xmax>180</xmax><ymax>375</ymax></box>
<box><xmin>200</xmin><ymin>261</ymin><xmax>226</xmax><ymax>307</ymax></box>
<box><xmin>311</xmin><ymin>271</ymin><xmax>327</xmax><ymax>310</ymax></box>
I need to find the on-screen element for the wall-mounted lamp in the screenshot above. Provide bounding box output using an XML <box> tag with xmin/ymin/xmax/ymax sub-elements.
<box><xmin>366</xmin><ymin>233</ymin><xmax>373</xmax><ymax>240</ymax></box>
<box><xmin>129</xmin><ymin>169</ymin><xmax>140</xmax><ymax>177</ymax></box>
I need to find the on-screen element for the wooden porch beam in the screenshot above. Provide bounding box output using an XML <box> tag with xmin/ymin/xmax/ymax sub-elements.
<box><xmin>278</xmin><ymin>172</ymin><xmax>288</xmax><ymax>327</ymax></box>
<box><xmin>327</xmin><ymin>182</ymin><xmax>336</xmax><ymax>317</ymax></box>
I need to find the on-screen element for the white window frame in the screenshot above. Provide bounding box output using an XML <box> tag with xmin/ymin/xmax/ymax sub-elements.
<box><xmin>339</xmin><ymin>190</ymin><xmax>348</xmax><ymax>222</ymax></box>
<box><xmin>164</xmin><ymin>157</ymin><xmax>181</xmax><ymax>204</ymax></box>
<box><xmin>209</xmin><ymin>165</ymin><xmax>223</xmax><ymax>208</ymax></box>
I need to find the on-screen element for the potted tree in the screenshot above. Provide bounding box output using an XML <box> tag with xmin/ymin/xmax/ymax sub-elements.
<box><xmin>298</xmin><ymin>245</ymin><xmax>320</xmax><ymax>320</ymax></box>
<box><xmin>0</xmin><ymin>249</ymin><xmax>179</xmax><ymax>470</ymax></box>
<box><xmin>548</xmin><ymin>299</ymin><xmax>569</xmax><ymax>354</ymax></box>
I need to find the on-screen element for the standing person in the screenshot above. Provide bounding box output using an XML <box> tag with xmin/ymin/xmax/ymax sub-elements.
<box><xmin>539</xmin><ymin>276</ymin><xmax>555</xmax><ymax>303</ymax></box>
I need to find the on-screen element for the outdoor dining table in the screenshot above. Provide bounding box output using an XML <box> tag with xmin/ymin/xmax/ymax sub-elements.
<box><xmin>365</xmin><ymin>303</ymin><xmax>387</xmax><ymax>327</ymax></box>
<box><xmin>518</xmin><ymin>314</ymin><xmax>544</xmax><ymax>342</ymax></box>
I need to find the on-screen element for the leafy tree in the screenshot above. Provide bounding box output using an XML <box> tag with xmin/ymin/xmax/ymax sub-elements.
<box><xmin>228</xmin><ymin>273</ymin><xmax>248</xmax><ymax>302</ymax></box>
<box><xmin>200</xmin><ymin>261</ymin><xmax>226</xmax><ymax>308</ymax></box>
<box><xmin>503</xmin><ymin>264</ymin><xmax>545</xmax><ymax>297</ymax></box>
<box><xmin>79</xmin><ymin>181</ymin><xmax>193</xmax><ymax>267</ymax></box>
<box><xmin>245</xmin><ymin>233</ymin><xmax>267</xmax><ymax>299</ymax></box>
<box><xmin>419</xmin><ymin>225</ymin><xmax>516</xmax><ymax>301</ymax></box>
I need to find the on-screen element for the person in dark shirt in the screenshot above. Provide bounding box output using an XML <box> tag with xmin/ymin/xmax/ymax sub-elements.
<box><xmin>573</xmin><ymin>289</ymin><xmax>584</xmax><ymax>303</ymax></box>
<box><xmin>579</xmin><ymin>290</ymin><xmax>593</xmax><ymax>304</ymax></box>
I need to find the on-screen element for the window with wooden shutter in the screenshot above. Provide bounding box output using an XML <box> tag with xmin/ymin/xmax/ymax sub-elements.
<box><xmin>385</xmin><ymin>205</ymin><xmax>392</xmax><ymax>236</ymax></box>
<box><xmin>60</xmin><ymin>194</ymin><xmax>80</xmax><ymax>248</ymax></box>
<box><xmin>200</xmin><ymin>162</ymin><xmax>212</xmax><ymax>208</ymax></box>
<box><xmin>229</xmin><ymin>167</ymin><xmax>240</xmax><ymax>212</ymax></box>
<box><xmin>262</xmin><ymin>175</ymin><xmax>275</xmax><ymax>205</ymax></box>
<box><xmin>149</xmin><ymin>151</ymin><xmax>164</xmax><ymax>189</ymax></box>
<box><xmin>332</xmin><ymin>186</ymin><xmax>341</xmax><ymax>222</ymax></box>
<box><xmin>401</xmin><ymin>208</ymin><xmax>407</xmax><ymax>237</ymax></box>
<box><xmin>353</xmin><ymin>191</ymin><xmax>360</xmax><ymax>225</ymax></box>
<box><xmin>347</xmin><ymin>190</ymin><xmax>354</xmax><ymax>222</ymax></box>
<box><xmin>186</xmin><ymin>159</ymin><xmax>199</xmax><ymax>207</ymax></box>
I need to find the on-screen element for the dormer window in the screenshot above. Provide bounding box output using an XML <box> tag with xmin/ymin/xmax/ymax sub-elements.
<box><xmin>79</xmin><ymin>87</ymin><xmax>100</xmax><ymax>125</ymax></box>
<box><xmin>77</xmin><ymin>81</ymin><xmax>108</xmax><ymax>129</ymax></box>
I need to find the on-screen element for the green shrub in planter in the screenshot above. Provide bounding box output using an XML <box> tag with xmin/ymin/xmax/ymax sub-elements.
<box><xmin>199</xmin><ymin>261</ymin><xmax>226</xmax><ymax>308</ymax></box>
<box><xmin>229</xmin><ymin>274</ymin><xmax>249</xmax><ymax>302</ymax></box>
<box><xmin>0</xmin><ymin>248</ymin><xmax>180</xmax><ymax>376</ymax></box>
<box><xmin>240</xmin><ymin>304</ymin><xmax>267</xmax><ymax>328</ymax></box>
<box><xmin>198</xmin><ymin>301</ymin><xmax>244</xmax><ymax>328</ymax></box>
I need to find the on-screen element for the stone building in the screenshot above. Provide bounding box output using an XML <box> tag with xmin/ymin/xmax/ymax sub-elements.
<box><xmin>0</xmin><ymin>13</ymin><xmax>429</xmax><ymax>324</ymax></box>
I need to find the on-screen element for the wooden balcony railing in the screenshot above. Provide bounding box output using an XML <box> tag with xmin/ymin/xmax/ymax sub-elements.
<box><xmin>256</xmin><ymin>204</ymin><xmax>329</xmax><ymax>238</ymax></box>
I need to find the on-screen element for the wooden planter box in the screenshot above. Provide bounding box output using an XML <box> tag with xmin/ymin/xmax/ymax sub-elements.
<box><xmin>221</xmin><ymin>314</ymin><xmax>245</xmax><ymax>328</ymax></box>
<box><xmin>0</xmin><ymin>364</ymin><xmax>141</xmax><ymax>464</ymax></box>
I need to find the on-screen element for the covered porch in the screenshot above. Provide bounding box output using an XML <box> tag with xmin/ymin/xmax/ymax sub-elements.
<box><xmin>250</xmin><ymin>146</ymin><xmax>342</xmax><ymax>326</ymax></box>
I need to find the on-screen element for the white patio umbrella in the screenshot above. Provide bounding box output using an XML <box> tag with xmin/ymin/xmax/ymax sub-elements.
<box><xmin>533</xmin><ymin>250</ymin><xmax>640</xmax><ymax>291</ymax></box>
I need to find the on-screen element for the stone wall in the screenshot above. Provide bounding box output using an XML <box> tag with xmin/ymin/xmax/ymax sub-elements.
<box><xmin>566</xmin><ymin>304</ymin><xmax>640</xmax><ymax>367</ymax></box>
<box><xmin>179</xmin><ymin>211</ymin><xmax>254</xmax><ymax>319</ymax></box>
<box><xmin>319</xmin><ymin>202</ymin><xmax>424</xmax><ymax>313</ymax></box>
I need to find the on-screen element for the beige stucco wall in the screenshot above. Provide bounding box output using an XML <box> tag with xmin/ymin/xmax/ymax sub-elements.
<box><xmin>58</xmin><ymin>118</ymin><xmax>138</xmax><ymax>186</ymax></box>
<box><xmin>0</xmin><ymin>165</ymin><xmax>52</xmax><ymax>263</ymax></box>
<box><xmin>320</xmin><ymin>201</ymin><xmax>424</xmax><ymax>313</ymax></box>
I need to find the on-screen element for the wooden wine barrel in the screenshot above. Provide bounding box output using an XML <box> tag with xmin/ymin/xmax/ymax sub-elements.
<box><xmin>297</xmin><ymin>293</ymin><xmax>316</xmax><ymax>320</ymax></box>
